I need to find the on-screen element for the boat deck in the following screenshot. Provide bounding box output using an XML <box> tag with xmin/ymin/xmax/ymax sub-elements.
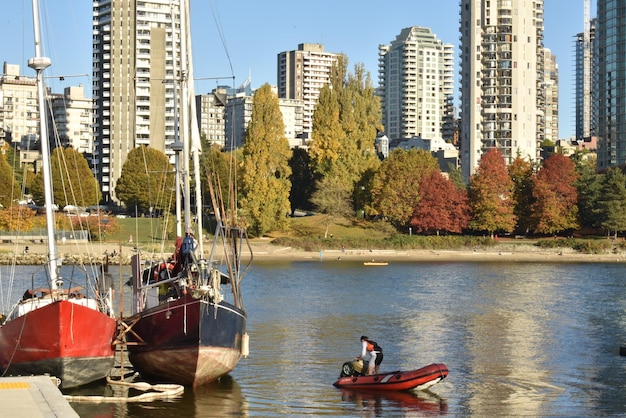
<box><xmin>0</xmin><ymin>376</ymin><xmax>78</xmax><ymax>417</ymax></box>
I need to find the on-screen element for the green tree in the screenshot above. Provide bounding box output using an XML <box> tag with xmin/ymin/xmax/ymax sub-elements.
<box><xmin>353</xmin><ymin>167</ymin><xmax>377</xmax><ymax>218</ymax></box>
<box><xmin>575</xmin><ymin>156</ymin><xmax>603</xmax><ymax>230</ymax></box>
<box><xmin>0</xmin><ymin>151</ymin><xmax>19</xmax><ymax>208</ymax></box>
<box><xmin>530</xmin><ymin>153</ymin><xmax>579</xmax><ymax>235</ymax></box>
<box><xmin>310</xmin><ymin>174</ymin><xmax>353</xmax><ymax>238</ymax></box>
<box><xmin>409</xmin><ymin>170</ymin><xmax>470</xmax><ymax>235</ymax></box>
<box><xmin>468</xmin><ymin>148</ymin><xmax>516</xmax><ymax>236</ymax></box>
<box><xmin>369</xmin><ymin>148</ymin><xmax>439</xmax><ymax>227</ymax></box>
<box><xmin>288</xmin><ymin>147</ymin><xmax>315</xmax><ymax>215</ymax></box>
<box><xmin>115</xmin><ymin>145</ymin><xmax>175</xmax><ymax>215</ymax></box>
<box><xmin>4</xmin><ymin>142</ymin><xmax>23</xmax><ymax>190</ymax></box>
<box><xmin>446</xmin><ymin>163</ymin><xmax>466</xmax><ymax>190</ymax></box>
<box><xmin>598</xmin><ymin>167</ymin><xmax>626</xmax><ymax>238</ymax></box>
<box><xmin>30</xmin><ymin>147</ymin><xmax>101</xmax><ymax>208</ymax></box>
<box><xmin>508</xmin><ymin>156</ymin><xmax>534</xmax><ymax>235</ymax></box>
<box><xmin>239</xmin><ymin>83</ymin><xmax>292</xmax><ymax>237</ymax></box>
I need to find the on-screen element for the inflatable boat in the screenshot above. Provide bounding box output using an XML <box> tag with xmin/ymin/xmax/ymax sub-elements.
<box><xmin>333</xmin><ymin>361</ymin><xmax>448</xmax><ymax>391</ymax></box>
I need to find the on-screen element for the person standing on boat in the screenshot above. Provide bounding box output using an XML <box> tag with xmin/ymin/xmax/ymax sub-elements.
<box><xmin>356</xmin><ymin>336</ymin><xmax>383</xmax><ymax>375</ymax></box>
<box><xmin>181</xmin><ymin>228</ymin><xmax>196</xmax><ymax>269</ymax></box>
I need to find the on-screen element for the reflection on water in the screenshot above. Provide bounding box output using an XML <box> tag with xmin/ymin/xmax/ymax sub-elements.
<box><xmin>339</xmin><ymin>388</ymin><xmax>448</xmax><ymax>415</ymax></box>
<box><xmin>5</xmin><ymin>261</ymin><xmax>626</xmax><ymax>416</ymax></box>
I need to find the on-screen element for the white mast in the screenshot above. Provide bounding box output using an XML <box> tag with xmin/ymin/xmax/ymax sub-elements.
<box><xmin>184</xmin><ymin>0</ymin><xmax>205</xmax><ymax>256</ymax></box>
<box><xmin>178</xmin><ymin>0</ymin><xmax>204</xmax><ymax>256</ymax></box>
<box><xmin>171</xmin><ymin>2</ymin><xmax>183</xmax><ymax>237</ymax></box>
<box><xmin>29</xmin><ymin>0</ymin><xmax>61</xmax><ymax>288</ymax></box>
<box><xmin>179</xmin><ymin>0</ymin><xmax>191</xmax><ymax>232</ymax></box>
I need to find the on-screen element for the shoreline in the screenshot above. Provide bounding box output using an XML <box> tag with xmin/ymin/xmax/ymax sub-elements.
<box><xmin>0</xmin><ymin>240</ymin><xmax>625</xmax><ymax>265</ymax></box>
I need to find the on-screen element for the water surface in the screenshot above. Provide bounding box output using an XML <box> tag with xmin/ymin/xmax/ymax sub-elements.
<box><xmin>6</xmin><ymin>260</ymin><xmax>626</xmax><ymax>417</ymax></box>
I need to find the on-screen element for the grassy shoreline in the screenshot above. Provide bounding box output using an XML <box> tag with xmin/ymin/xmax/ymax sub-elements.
<box><xmin>1</xmin><ymin>238</ymin><xmax>625</xmax><ymax>265</ymax></box>
<box><xmin>1</xmin><ymin>215</ymin><xmax>624</xmax><ymax>264</ymax></box>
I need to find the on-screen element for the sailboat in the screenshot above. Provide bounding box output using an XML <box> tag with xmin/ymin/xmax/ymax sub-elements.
<box><xmin>123</xmin><ymin>0</ymin><xmax>249</xmax><ymax>387</ymax></box>
<box><xmin>0</xmin><ymin>0</ymin><xmax>117</xmax><ymax>389</ymax></box>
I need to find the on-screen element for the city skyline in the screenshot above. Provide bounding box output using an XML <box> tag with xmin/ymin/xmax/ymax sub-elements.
<box><xmin>1</xmin><ymin>0</ymin><xmax>597</xmax><ymax>139</ymax></box>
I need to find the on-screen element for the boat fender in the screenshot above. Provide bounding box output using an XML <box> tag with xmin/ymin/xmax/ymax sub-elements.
<box><xmin>241</xmin><ymin>333</ymin><xmax>249</xmax><ymax>357</ymax></box>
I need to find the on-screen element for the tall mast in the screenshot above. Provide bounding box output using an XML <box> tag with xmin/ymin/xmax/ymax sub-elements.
<box><xmin>171</xmin><ymin>2</ymin><xmax>183</xmax><ymax>237</ymax></box>
<box><xmin>179</xmin><ymin>0</ymin><xmax>191</xmax><ymax>232</ymax></box>
<box><xmin>29</xmin><ymin>0</ymin><xmax>60</xmax><ymax>288</ymax></box>
<box><xmin>184</xmin><ymin>0</ymin><xmax>205</xmax><ymax>255</ymax></box>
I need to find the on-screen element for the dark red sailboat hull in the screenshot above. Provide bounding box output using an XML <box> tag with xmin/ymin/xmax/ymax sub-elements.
<box><xmin>125</xmin><ymin>294</ymin><xmax>246</xmax><ymax>386</ymax></box>
<box><xmin>333</xmin><ymin>363</ymin><xmax>448</xmax><ymax>391</ymax></box>
<box><xmin>0</xmin><ymin>300</ymin><xmax>117</xmax><ymax>389</ymax></box>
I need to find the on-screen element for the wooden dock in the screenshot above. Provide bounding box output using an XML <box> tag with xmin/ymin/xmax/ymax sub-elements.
<box><xmin>0</xmin><ymin>376</ymin><xmax>78</xmax><ymax>417</ymax></box>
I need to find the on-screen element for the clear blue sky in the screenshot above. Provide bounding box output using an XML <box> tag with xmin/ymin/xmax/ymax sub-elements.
<box><xmin>1</xmin><ymin>0</ymin><xmax>596</xmax><ymax>139</ymax></box>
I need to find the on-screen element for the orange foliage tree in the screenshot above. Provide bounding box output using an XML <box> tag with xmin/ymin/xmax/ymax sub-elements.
<box><xmin>468</xmin><ymin>148</ymin><xmax>516</xmax><ymax>236</ymax></box>
<box><xmin>0</xmin><ymin>205</ymin><xmax>38</xmax><ymax>232</ymax></box>
<box><xmin>530</xmin><ymin>154</ymin><xmax>579</xmax><ymax>235</ymax></box>
<box><xmin>409</xmin><ymin>170</ymin><xmax>470</xmax><ymax>235</ymax></box>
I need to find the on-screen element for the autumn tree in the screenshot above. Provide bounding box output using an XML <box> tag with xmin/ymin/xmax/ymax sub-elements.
<box><xmin>0</xmin><ymin>151</ymin><xmax>19</xmax><ymax>208</ymax></box>
<box><xmin>30</xmin><ymin>147</ymin><xmax>101</xmax><ymax>208</ymax></box>
<box><xmin>201</xmin><ymin>142</ymin><xmax>235</xmax><ymax>213</ymax></box>
<box><xmin>468</xmin><ymin>148</ymin><xmax>516</xmax><ymax>236</ymax></box>
<box><xmin>597</xmin><ymin>167</ymin><xmax>626</xmax><ymax>238</ymax></box>
<box><xmin>369</xmin><ymin>148</ymin><xmax>439</xmax><ymax>227</ymax></box>
<box><xmin>508</xmin><ymin>156</ymin><xmax>534</xmax><ymax>235</ymax></box>
<box><xmin>309</xmin><ymin>56</ymin><xmax>382</xmax><ymax>207</ymax></box>
<box><xmin>66</xmin><ymin>212</ymin><xmax>120</xmax><ymax>241</ymax></box>
<box><xmin>0</xmin><ymin>205</ymin><xmax>37</xmax><ymax>231</ymax></box>
<box><xmin>239</xmin><ymin>83</ymin><xmax>292</xmax><ymax>237</ymax></box>
<box><xmin>409</xmin><ymin>170</ymin><xmax>471</xmax><ymax>235</ymax></box>
<box><xmin>530</xmin><ymin>153</ymin><xmax>579</xmax><ymax>235</ymax></box>
<box><xmin>115</xmin><ymin>145</ymin><xmax>175</xmax><ymax>215</ymax></box>
<box><xmin>288</xmin><ymin>147</ymin><xmax>315</xmax><ymax>215</ymax></box>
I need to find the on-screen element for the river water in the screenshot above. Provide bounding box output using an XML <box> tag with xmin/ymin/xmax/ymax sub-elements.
<box><xmin>5</xmin><ymin>260</ymin><xmax>626</xmax><ymax>417</ymax></box>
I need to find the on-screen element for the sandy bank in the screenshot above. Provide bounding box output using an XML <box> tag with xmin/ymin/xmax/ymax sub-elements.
<box><xmin>0</xmin><ymin>240</ymin><xmax>625</xmax><ymax>265</ymax></box>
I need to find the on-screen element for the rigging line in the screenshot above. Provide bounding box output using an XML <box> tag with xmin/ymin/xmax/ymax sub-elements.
<box><xmin>205</xmin><ymin>1</ymin><xmax>239</xmax><ymax>223</ymax></box>
<box><xmin>208</xmin><ymin>1</ymin><xmax>235</xmax><ymax>80</ymax></box>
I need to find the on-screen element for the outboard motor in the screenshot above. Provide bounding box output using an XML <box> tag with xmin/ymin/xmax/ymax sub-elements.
<box><xmin>339</xmin><ymin>359</ymin><xmax>365</xmax><ymax>378</ymax></box>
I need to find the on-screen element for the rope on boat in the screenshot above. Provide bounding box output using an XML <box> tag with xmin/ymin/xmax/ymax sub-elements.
<box><xmin>63</xmin><ymin>377</ymin><xmax>184</xmax><ymax>403</ymax></box>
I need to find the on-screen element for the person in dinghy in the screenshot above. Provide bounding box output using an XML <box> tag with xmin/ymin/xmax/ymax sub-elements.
<box><xmin>356</xmin><ymin>335</ymin><xmax>384</xmax><ymax>375</ymax></box>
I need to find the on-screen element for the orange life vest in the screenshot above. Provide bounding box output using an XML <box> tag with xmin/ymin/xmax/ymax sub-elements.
<box><xmin>366</xmin><ymin>341</ymin><xmax>374</xmax><ymax>352</ymax></box>
<box><xmin>153</xmin><ymin>262</ymin><xmax>174</xmax><ymax>281</ymax></box>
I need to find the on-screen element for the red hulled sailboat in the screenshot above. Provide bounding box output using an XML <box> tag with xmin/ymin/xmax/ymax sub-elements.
<box><xmin>0</xmin><ymin>0</ymin><xmax>117</xmax><ymax>389</ymax></box>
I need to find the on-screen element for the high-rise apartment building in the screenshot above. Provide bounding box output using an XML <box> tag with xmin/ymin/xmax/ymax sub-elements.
<box><xmin>378</xmin><ymin>26</ymin><xmax>454</xmax><ymax>143</ymax></box>
<box><xmin>0</xmin><ymin>63</ymin><xmax>38</xmax><ymax>147</ymax></box>
<box><xmin>93</xmin><ymin>0</ymin><xmax>181</xmax><ymax>204</ymax></box>
<box><xmin>277</xmin><ymin>43</ymin><xmax>338</xmax><ymax>140</ymax></box>
<box><xmin>49</xmin><ymin>85</ymin><xmax>93</xmax><ymax>154</ymax></box>
<box><xmin>223</xmin><ymin>87</ymin><xmax>304</xmax><ymax>150</ymax></box>
<box><xmin>459</xmin><ymin>0</ymin><xmax>546</xmax><ymax>180</ymax></box>
<box><xmin>543</xmin><ymin>49</ymin><xmax>559</xmax><ymax>143</ymax></box>
<box><xmin>196</xmin><ymin>87</ymin><xmax>228</xmax><ymax>148</ymax></box>
<box><xmin>575</xmin><ymin>19</ymin><xmax>597</xmax><ymax>142</ymax></box>
<box><xmin>596</xmin><ymin>0</ymin><xmax>626</xmax><ymax>169</ymax></box>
